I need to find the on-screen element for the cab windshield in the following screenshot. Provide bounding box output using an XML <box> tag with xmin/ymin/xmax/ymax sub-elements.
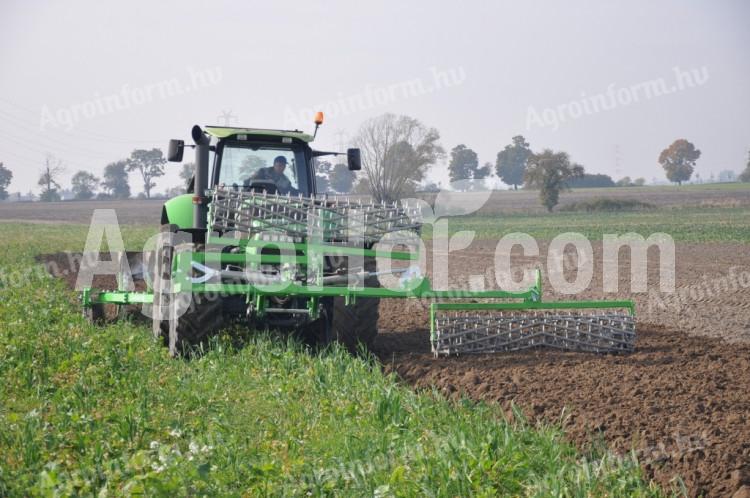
<box><xmin>217</xmin><ymin>143</ymin><xmax>305</xmax><ymax>194</ymax></box>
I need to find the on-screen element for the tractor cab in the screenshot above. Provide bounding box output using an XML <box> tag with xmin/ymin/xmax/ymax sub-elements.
<box><xmin>161</xmin><ymin>115</ymin><xmax>361</xmax><ymax>231</ymax></box>
<box><xmin>205</xmin><ymin>126</ymin><xmax>317</xmax><ymax>197</ymax></box>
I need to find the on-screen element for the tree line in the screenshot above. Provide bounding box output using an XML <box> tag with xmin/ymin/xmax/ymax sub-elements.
<box><xmin>3</xmin><ymin>149</ymin><xmax>168</xmax><ymax>202</ymax></box>
<box><xmin>350</xmin><ymin>113</ymin><xmax>750</xmax><ymax>211</ymax></box>
<box><xmin>1</xmin><ymin>114</ymin><xmax>749</xmax><ymax>207</ymax></box>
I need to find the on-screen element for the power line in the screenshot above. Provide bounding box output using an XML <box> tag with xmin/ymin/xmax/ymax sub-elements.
<box><xmin>0</xmin><ymin>97</ymin><xmax>158</xmax><ymax>143</ymax></box>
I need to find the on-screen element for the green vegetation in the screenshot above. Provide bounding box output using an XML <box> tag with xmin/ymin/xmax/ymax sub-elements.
<box><xmin>0</xmin><ymin>223</ymin><xmax>663</xmax><ymax>496</ymax></box>
<box><xmin>426</xmin><ymin>207</ymin><xmax>750</xmax><ymax>243</ymax></box>
<box><xmin>560</xmin><ymin>198</ymin><xmax>655</xmax><ymax>213</ymax></box>
<box><xmin>569</xmin><ymin>182</ymin><xmax>749</xmax><ymax>194</ymax></box>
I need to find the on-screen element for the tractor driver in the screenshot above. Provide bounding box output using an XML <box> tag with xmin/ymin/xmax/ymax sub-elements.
<box><xmin>247</xmin><ymin>155</ymin><xmax>297</xmax><ymax>195</ymax></box>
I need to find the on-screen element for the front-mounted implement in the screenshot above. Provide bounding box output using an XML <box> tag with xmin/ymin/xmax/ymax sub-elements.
<box><xmin>81</xmin><ymin>117</ymin><xmax>636</xmax><ymax>356</ymax></box>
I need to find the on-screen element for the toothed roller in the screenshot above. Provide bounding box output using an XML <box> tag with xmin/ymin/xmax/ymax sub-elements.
<box><xmin>430</xmin><ymin>305</ymin><xmax>635</xmax><ymax>356</ymax></box>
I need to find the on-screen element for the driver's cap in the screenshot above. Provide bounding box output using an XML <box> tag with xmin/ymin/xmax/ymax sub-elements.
<box><xmin>273</xmin><ymin>156</ymin><xmax>288</xmax><ymax>165</ymax></box>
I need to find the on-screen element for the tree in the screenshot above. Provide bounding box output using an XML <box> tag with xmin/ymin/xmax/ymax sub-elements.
<box><xmin>354</xmin><ymin>114</ymin><xmax>443</xmax><ymax>202</ymax></box>
<box><xmin>102</xmin><ymin>160</ymin><xmax>131</xmax><ymax>199</ymax></box>
<box><xmin>524</xmin><ymin>149</ymin><xmax>584</xmax><ymax>212</ymax></box>
<box><xmin>329</xmin><ymin>163</ymin><xmax>356</xmax><ymax>193</ymax></box>
<box><xmin>475</xmin><ymin>162</ymin><xmax>492</xmax><ymax>179</ymax></box>
<box><xmin>740</xmin><ymin>151</ymin><xmax>750</xmax><ymax>183</ymax></box>
<box><xmin>180</xmin><ymin>163</ymin><xmax>194</xmax><ymax>190</ymax></box>
<box><xmin>314</xmin><ymin>160</ymin><xmax>332</xmax><ymax>193</ymax></box>
<box><xmin>633</xmin><ymin>177</ymin><xmax>646</xmax><ymax>186</ymax></box>
<box><xmin>0</xmin><ymin>162</ymin><xmax>12</xmax><ymax>201</ymax></box>
<box><xmin>659</xmin><ymin>139</ymin><xmax>700</xmax><ymax>186</ymax></box>
<box><xmin>718</xmin><ymin>170</ymin><xmax>736</xmax><ymax>182</ymax></box>
<box><xmin>616</xmin><ymin>176</ymin><xmax>632</xmax><ymax>187</ymax></box>
<box><xmin>38</xmin><ymin>155</ymin><xmax>65</xmax><ymax>202</ymax></box>
<box><xmin>71</xmin><ymin>171</ymin><xmax>100</xmax><ymax>200</ymax></box>
<box><xmin>419</xmin><ymin>181</ymin><xmax>441</xmax><ymax>193</ymax></box>
<box><xmin>471</xmin><ymin>162</ymin><xmax>492</xmax><ymax>191</ymax></box>
<box><xmin>126</xmin><ymin>148</ymin><xmax>166</xmax><ymax>199</ymax></box>
<box><xmin>163</xmin><ymin>185</ymin><xmax>185</xmax><ymax>198</ymax></box>
<box><xmin>496</xmin><ymin>135</ymin><xmax>532</xmax><ymax>190</ymax></box>
<box><xmin>448</xmin><ymin>144</ymin><xmax>478</xmax><ymax>185</ymax></box>
<box><xmin>239</xmin><ymin>155</ymin><xmax>266</xmax><ymax>179</ymax></box>
<box><xmin>567</xmin><ymin>173</ymin><xmax>615</xmax><ymax>188</ymax></box>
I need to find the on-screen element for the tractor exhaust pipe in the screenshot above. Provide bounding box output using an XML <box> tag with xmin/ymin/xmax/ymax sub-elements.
<box><xmin>192</xmin><ymin>125</ymin><xmax>210</xmax><ymax>230</ymax></box>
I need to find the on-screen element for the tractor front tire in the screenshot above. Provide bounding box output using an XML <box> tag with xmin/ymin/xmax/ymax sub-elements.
<box><xmin>151</xmin><ymin>226</ymin><xmax>224</xmax><ymax>356</ymax></box>
<box><xmin>163</xmin><ymin>292</ymin><xmax>224</xmax><ymax>356</ymax></box>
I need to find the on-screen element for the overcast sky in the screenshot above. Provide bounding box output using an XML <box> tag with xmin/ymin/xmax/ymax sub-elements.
<box><xmin>1</xmin><ymin>0</ymin><xmax>748</xmax><ymax>194</ymax></box>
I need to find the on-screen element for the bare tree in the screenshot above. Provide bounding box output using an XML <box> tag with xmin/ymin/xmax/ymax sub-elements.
<box><xmin>38</xmin><ymin>155</ymin><xmax>65</xmax><ymax>202</ymax></box>
<box><xmin>354</xmin><ymin>114</ymin><xmax>443</xmax><ymax>202</ymax></box>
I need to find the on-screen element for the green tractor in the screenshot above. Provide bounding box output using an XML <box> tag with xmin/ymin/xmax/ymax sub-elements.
<box><xmin>83</xmin><ymin>115</ymin><xmax>636</xmax><ymax>357</ymax></box>
<box><xmin>153</xmin><ymin>117</ymin><xmax>388</xmax><ymax>354</ymax></box>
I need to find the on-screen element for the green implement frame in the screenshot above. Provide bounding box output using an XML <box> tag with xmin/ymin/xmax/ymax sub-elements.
<box><xmin>81</xmin><ymin>236</ymin><xmax>636</xmax><ymax>356</ymax></box>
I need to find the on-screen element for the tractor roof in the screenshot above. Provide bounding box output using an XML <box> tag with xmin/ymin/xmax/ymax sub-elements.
<box><xmin>204</xmin><ymin>126</ymin><xmax>314</xmax><ymax>143</ymax></box>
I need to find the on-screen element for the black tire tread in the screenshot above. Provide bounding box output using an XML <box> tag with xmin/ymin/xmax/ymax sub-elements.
<box><xmin>331</xmin><ymin>295</ymin><xmax>379</xmax><ymax>352</ymax></box>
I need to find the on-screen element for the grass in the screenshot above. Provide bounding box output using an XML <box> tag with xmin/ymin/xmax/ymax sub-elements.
<box><xmin>559</xmin><ymin>198</ymin><xmax>655</xmax><ymax>213</ymax></box>
<box><xmin>423</xmin><ymin>207</ymin><xmax>750</xmax><ymax>243</ymax></box>
<box><xmin>0</xmin><ymin>222</ymin><xmax>667</xmax><ymax>496</ymax></box>
<box><xmin>571</xmin><ymin>181</ymin><xmax>750</xmax><ymax>194</ymax></box>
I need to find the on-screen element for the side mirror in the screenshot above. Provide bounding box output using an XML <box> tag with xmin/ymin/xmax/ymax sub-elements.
<box><xmin>167</xmin><ymin>139</ymin><xmax>184</xmax><ymax>162</ymax></box>
<box><xmin>347</xmin><ymin>148</ymin><xmax>362</xmax><ymax>171</ymax></box>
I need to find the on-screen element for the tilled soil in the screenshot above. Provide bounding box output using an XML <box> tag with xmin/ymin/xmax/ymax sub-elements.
<box><xmin>374</xmin><ymin>240</ymin><xmax>750</xmax><ymax>497</ymax></box>
<box><xmin>374</xmin><ymin>326</ymin><xmax>750</xmax><ymax>497</ymax></box>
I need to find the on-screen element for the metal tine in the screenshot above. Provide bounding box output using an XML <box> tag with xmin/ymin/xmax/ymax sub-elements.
<box><xmin>210</xmin><ymin>186</ymin><xmax>421</xmax><ymax>244</ymax></box>
<box><xmin>432</xmin><ymin>309</ymin><xmax>634</xmax><ymax>355</ymax></box>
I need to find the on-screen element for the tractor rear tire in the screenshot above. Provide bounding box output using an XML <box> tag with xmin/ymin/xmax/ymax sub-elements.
<box><xmin>298</xmin><ymin>300</ymin><xmax>332</xmax><ymax>348</ymax></box>
<box><xmin>331</xmin><ymin>295</ymin><xmax>379</xmax><ymax>353</ymax></box>
<box><xmin>330</xmin><ymin>257</ymin><xmax>380</xmax><ymax>352</ymax></box>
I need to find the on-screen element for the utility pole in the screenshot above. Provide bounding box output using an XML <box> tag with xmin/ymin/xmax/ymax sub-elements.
<box><xmin>614</xmin><ymin>144</ymin><xmax>622</xmax><ymax>177</ymax></box>
<box><xmin>217</xmin><ymin>110</ymin><xmax>237</xmax><ymax>127</ymax></box>
<box><xmin>334</xmin><ymin>130</ymin><xmax>347</xmax><ymax>153</ymax></box>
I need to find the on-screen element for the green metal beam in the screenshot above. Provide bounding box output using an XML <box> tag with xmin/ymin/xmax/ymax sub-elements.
<box><xmin>87</xmin><ymin>291</ymin><xmax>154</xmax><ymax>305</ymax></box>
<box><xmin>430</xmin><ymin>300</ymin><xmax>635</xmax><ymax>314</ymax></box>
<box><xmin>205</xmin><ymin>237</ymin><xmax>419</xmax><ymax>261</ymax></box>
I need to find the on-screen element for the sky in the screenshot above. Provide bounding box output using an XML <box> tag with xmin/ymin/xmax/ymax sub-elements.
<box><xmin>1</xmin><ymin>0</ymin><xmax>748</xmax><ymax>195</ymax></box>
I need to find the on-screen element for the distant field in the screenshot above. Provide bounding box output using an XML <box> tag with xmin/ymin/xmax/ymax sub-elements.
<box><xmin>438</xmin><ymin>206</ymin><xmax>750</xmax><ymax>243</ymax></box>
<box><xmin>0</xmin><ymin>199</ymin><xmax>163</xmax><ymax>225</ymax></box>
<box><xmin>0</xmin><ymin>183</ymin><xmax>748</xmax><ymax>225</ymax></box>
<box><xmin>455</xmin><ymin>182</ymin><xmax>750</xmax><ymax>215</ymax></box>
